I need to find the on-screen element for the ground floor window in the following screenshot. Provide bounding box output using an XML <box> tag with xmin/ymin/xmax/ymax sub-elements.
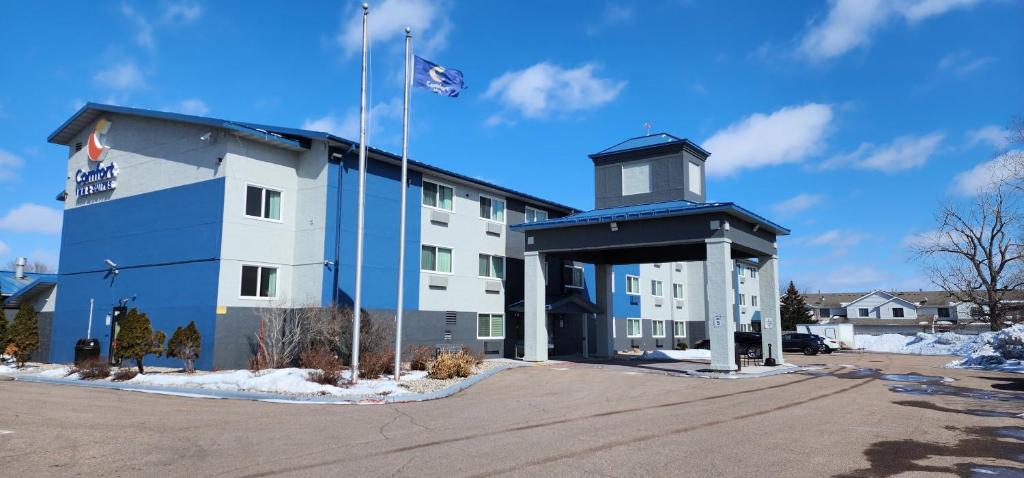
<box><xmin>938</xmin><ymin>307</ymin><xmax>950</xmax><ymax>318</ymax></box>
<box><xmin>477</xmin><ymin>313</ymin><xmax>504</xmax><ymax>339</ymax></box>
<box><xmin>241</xmin><ymin>265</ymin><xmax>277</xmax><ymax>298</ymax></box>
<box><xmin>652</xmin><ymin>320</ymin><xmax>666</xmax><ymax>338</ymax></box>
<box><xmin>674</xmin><ymin>321</ymin><xmax>687</xmax><ymax>337</ymax></box>
<box><xmin>892</xmin><ymin>307</ymin><xmax>905</xmax><ymax>318</ymax></box>
<box><xmin>626</xmin><ymin>318</ymin><xmax>641</xmax><ymax>338</ymax></box>
<box><xmin>858</xmin><ymin>308</ymin><xmax>869</xmax><ymax>317</ymax></box>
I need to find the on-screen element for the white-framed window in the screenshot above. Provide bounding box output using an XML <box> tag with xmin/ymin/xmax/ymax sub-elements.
<box><xmin>750</xmin><ymin>267</ymin><xmax>757</xmax><ymax>279</ymax></box>
<box><xmin>688</xmin><ymin>161</ymin><xmax>702</xmax><ymax>194</ymax></box>
<box><xmin>672</xmin><ymin>283</ymin><xmax>684</xmax><ymax>300</ymax></box>
<box><xmin>674</xmin><ymin>321</ymin><xmax>687</xmax><ymax>337</ymax></box>
<box><xmin>625</xmin><ymin>275</ymin><xmax>640</xmax><ymax>295</ymax></box>
<box><xmin>622</xmin><ymin>161</ymin><xmax>651</xmax><ymax>195</ymax></box>
<box><xmin>652</xmin><ymin>320</ymin><xmax>666</xmax><ymax>338</ymax></box>
<box><xmin>422</xmin><ymin>180</ymin><xmax>454</xmax><ymax>211</ymax></box>
<box><xmin>245</xmin><ymin>184</ymin><xmax>282</xmax><ymax>221</ymax></box>
<box><xmin>739</xmin><ymin>294</ymin><xmax>746</xmax><ymax>306</ymax></box>
<box><xmin>566</xmin><ymin>265</ymin><xmax>584</xmax><ymax>289</ymax></box>
<box><xmin>421</xmin><ymin>245</ymin><xmax>453</xmax><ymax>273</ymax></box>
<box><xmin>650</xmin><ymin>280</ymin><xmax>663</xmax><ymax>296</ymax></box>
<box><xmin>240</xmin><ymin>265</ymin><xmax>277</xmax><ymax>298</ymax></box>
<box><xmin>626</xmin><ymin>318</ymin><xmax>642</xmax><ymax>338</ymax></box>
<box><xmin>858</xmin><ymin>307</ymin><xmax>869</xmax><ymax>317</ymax></box>
<box><xmin>479</xmin><ymin>195</ymin><xmax>506</xmax><ymax>223</ymax></box>
<box><xmin>478</xmin><ymin>254</ymin><xmax>505</xmax><ymax>279</ymax></box>
<box><xmin>751</xmin><ymin>295</ymin><xmax>758</xmax><ymax>307</ymax></box>
<box><xmin>892</xmin><ymin>307</ymin><xmax>905</xmax><ymax>318</ymax></box>
<box><xmin>477</xmin><ymin>313</ymin><xmax>504</xmax><ymax>339</ymax></box>
<box><xmin>525</xmin><ymin>206</ymin><xmax>548</xmax><ymax>223</ymax></box>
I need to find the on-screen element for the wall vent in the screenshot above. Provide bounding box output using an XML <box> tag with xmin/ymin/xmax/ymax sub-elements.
<box><xmin>74</xmin><ymin>142</ymin><xmax>83</xmax><ymax>152</ymax></box>
<box><xmin>445</xmin><ymin>311</ymin><xmax>457</xmax><ymax>325</ymax></box>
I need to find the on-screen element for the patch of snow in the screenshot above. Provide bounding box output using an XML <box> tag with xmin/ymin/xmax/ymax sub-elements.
<box><xmin>948</xmin><ymin>324</ymin><xmax>1024</xmax><ymax>374</ymax></box>
<box><xmin>122</xmin><ymin>368</ymin><xmax>430</xmax><ymax>397</ymax></box>
<box><xmin>636</xmin><ymin>349</ymin><xmax>712</xmax><ymax>361</ymax></box>
<box><xmin>36</xmin><ymin>366</ymin><xmax>72</xmax><ymax>378</ymax></box>
<box><xmin>120</xmin><ymin>389</ymin><xmax>224</xmax><ymax>399</ymax></box>
<box><xmin>0</xmin><ymin>364</ymin><xmax>16</xmax><ymax>375</ymax></box>
<box><xmin>855</xmin><ymin>332</ymin><xmax>976</xmax><ymax>356</ymax></box>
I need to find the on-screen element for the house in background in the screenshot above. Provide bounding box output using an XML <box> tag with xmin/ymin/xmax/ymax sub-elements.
<box><xmin>1</xmin><ymin>257</ymin><xmax>58</xmax><ymax>360</ymax></box>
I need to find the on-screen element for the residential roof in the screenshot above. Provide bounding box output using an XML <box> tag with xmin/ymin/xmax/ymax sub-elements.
<box><xmin>590</xmin><ymin>132</ymin><xmax>711</xmax><ymax>159</ymax></box>
<box><xmin>48</xmin><ymin>103</ymin><xmax>578</xmax><ymax>214</ymax></box>
<box><xmin>807</xmin><ymin>290</ymin><xmax>1024</xmax><ymax>308</ymax></box>
<box><xmin>509</xmin><ymin>199</ymin><xmax>790</xmax><ymax>235</ymax></box>
<box><xmin>507</xmin><ymin>292</ymin><xmax>602</xmax><ymax>315</ymax></box>
<box><xmin>0</xmin><ymin>270</ymin><xmax>58</xmax><ymax>308</ymax></box>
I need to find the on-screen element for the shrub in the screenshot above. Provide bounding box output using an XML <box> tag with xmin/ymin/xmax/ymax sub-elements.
<box><xmin>428</xmin><ymin>351</ymin><xmax>475</xmax><ymax>380</ymax></box>
<box><xmin>112</xmin><ymin>308</ymin><xmax>166</xmax><ymax>374</ymax></box>
<box><xmin>409</xmin><ymin>345</ymin><xmax>434</xmax><ymax>371</ymax></box>
<box><xmin>167</xmin><ymin>321</ymin><xmax>202</xmax><ymax>373</ymax></box>
<box><xmin>301</xmin><ymin>346</ymin><xmax>342</xmax><ymax>385</ymax></box>
<box><xmin>359</xmin><ymin>349</ymin><xmax>395</xmax><ymax>380</ymax></box>
<box><xmin>248</xmin><ymin>355</ymin><xmax>267</xmax><ymax>374</ymax></box>
<box><xmin>675</xmin><ymin>342</ymin><xmax>688</xmax><ymax>350</ymax></box>
<box><xmin>254</xmin><ymin>306</ymin><xmax>303</xmax><ymax>369</ymax></box>
<box><xmin>70</xmin><ymin>358</ymin><xmax>111</xmax><ymax>380</ymax></box>
<box><xmin>111</xmin><ymin>368</ymin><xmax>138</xmax><ymax>382</ymax></box>
<box><xmin>8</xmin><ymin>305</ymin><xmax>39</xmax><ymax>367</ymax></box>
<box><xmin>0</xmin><ymin>315</ymin><xmax>8</xmax><ymax>353</ymax></box>
<box><xmin>307</xmin><ymin>369</ymin><xmax>341</xmax><ymax>386</ymax></box>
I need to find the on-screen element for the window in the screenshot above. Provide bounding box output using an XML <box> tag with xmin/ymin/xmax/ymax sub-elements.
<box><xmin>739</xmin><ymin>294</ymin><xmax>746</xmax><ymax>306</ymax></box>
<box><xmin>479</xmin><ymin>195</ymin><xmax>505</xmax><ymax>222</ymax></box>
<box><xmin>819</xmin><ymin>308</ymin><xmax>830</xmax><ymax>317</ymax></box>
<box><xmin>421</xmin><ymin>245</ymin><xmax>452</xmax><ymax>273</ymax></box>
<box><xmin>566</xmin><ymin>265</ymin><xmax>584</xmax><ymax>289</ymax></box>
<box><xmin>650</xmin><ymin>280</ymin><xmax>663</xmax><ymax>296</ymax></box>
<box><xmin>672</xmin><ymin>283</ymin><xmax>684</xmax><ymax>300</ymax></box>
<box><xmin>621</xmin><ymin>162</ymin><xmax>651</xmax><ymax>195</ymax></box>
<box><xmin>751</xmin><ymin>295</ymin><xmax>758</xmax><ymax>307</ymax></box>
<box><xmin>858</xmin><ymin>308</ymin><xmax>870</xmax><ymax>317</ymax></box>
<box><xmin>245</xmin><ymin>185</ymin><xmax>281</xmax><ymax>220</ymax></box>
<box><xmin>525</xmin><ymin>206</ymin><xmax>548</xmax><ymax>223</ymax></box>
<box><xmin>477</xmin><ymin>313</ymin><xmax>504</xmax><ymax>339</ymax></box>
<box><xmin>652</xmin><ymin>320</ymin><xmax>666</xmax><ymax>338</ymax></box>
<box><xmin>688</xmin><ymin>161</ymin><xmax>702</xmax><ymax>194</ymax></box>
<box><xmin>240</xmin><ymin>265</ymin><xmax>277</xmax><ymax>298</ymax></box>
<box><xmin>938</xmin><ymin>307</ymin><xmax>950</xmax><ymax>318</ymax></box>
<box><xmin>750</xmin><ymin>267</ymin><xmax>757</xmax><ymax>278</ymax></box>
<box><xmin>625</xmin><ymin>275</ymin><xmax>640</xmax><ymax>295</ymax></box>
<box><xmin>422</xmin><ymin>180</ymin><xmax>454</xmax><ymax>210</ymax></box>
<box><xmin>478</xmin><ymin>254</ymin><xmax>505</xmax><ymax>279</ymax></box>
<box><xmin>892</xmin><ymin>307</ymin><xmax>905</xmax><ymax>318</ymax></box>
<box><xmin>626</xmin><ymin>318</ymin><xmax>641</xmax><ymax>338</ymax></box>
<box><xmin>674</xmin><ymin>321</ymin><xmax>687</xmax><ymax>337</ymax></box>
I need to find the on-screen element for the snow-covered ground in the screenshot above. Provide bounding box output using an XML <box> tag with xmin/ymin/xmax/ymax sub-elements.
<box><xmin>636</xmin><ymin>349</ymin><xmax>712</xmax><ymax>361</ymax></box>
<box><xmin>855</xmin><ymin>325</ymin><xmax>1024</xmax><ymax>374</ymax></box>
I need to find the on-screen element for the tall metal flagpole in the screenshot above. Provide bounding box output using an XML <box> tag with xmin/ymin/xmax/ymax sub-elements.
<box><xmin>351</xmin><ymin>2</ymin><xmax>370</xmax><ymax>384</ymax></box>
<box><xmin>394</xmin><ymin>27</ymin><xmax>412</xmax><ymax>381</ymax></box>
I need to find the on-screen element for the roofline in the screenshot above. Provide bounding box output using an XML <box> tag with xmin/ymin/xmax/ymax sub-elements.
<box><xmin>588</xmin><ymin>132</ymin><xmax>711</xmax><ymax>160</ymax></box>
<box><xmin>509</xmin><ymin>201</ymin><xmax>790</xmax><ymax>235</ymax></box>
<box><xmin>2</xmin><ymin>278</ymin><xmax>56</xmax><ymax>307</ymax></box>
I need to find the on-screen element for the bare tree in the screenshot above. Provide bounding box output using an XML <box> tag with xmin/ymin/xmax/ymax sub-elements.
<box><xmin>911</xmin><ymin>185</ymin><xmax>1024</xmax><ymax>331</ymax></box>
<box><xmin>254</xmin><ymin>303</ymin><xmax>304</xmax><ymax>369</ymax></box>
<box><xmin>4</xmin><ymin>260</ymin><xmax>53</xmax><ymax>273</ymax></box>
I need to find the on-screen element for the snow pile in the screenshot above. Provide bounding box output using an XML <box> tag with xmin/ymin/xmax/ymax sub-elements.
<box><xmin>950</xmin><ymin>325</ymin><xmax>1024</xmax><ymax>373</ymax></box>
<box><xmin>126</xmin><ymin>368</ymin><xmax>429</xmax><ymax>397</ymax></box>
<box><xmin>0</xmin><ymin>364</ymin><xmax>16</xmax><ymax>375</ymax></box>
<box><xmin>855</xmin><ymin>332</ymin><xmax>976</xmax><ymax>356</ymax></box>
<box><xmin>636</xmin><ymin>349</ymin><xmax>712</xmax><ymax>361</ymax></box>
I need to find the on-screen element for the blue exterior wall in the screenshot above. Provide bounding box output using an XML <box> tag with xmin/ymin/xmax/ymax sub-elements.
<box><xmin>51</xmin><ymin>178</ymin><xmax>225</xmax><ymax>370</ymax></box>
<box><xmin>612</xmin><ymin>264</ymin><xmax>641</xmax><ymax>329</ymax></box>
<box><xmin>325</xmin><ymin>155</ymin><xmax>422</xmax><ymax>311</ymax></box>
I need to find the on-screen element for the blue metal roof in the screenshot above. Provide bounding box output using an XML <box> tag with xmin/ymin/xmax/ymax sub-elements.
<box><xmin>592</xmin><ymin>132</ymin><xmax>711</xmax><ymax>158</ymax></box>
<box><xmin>0</xmin><ymin>271</ymin><xmax>58</xmax><ymax>308</ymax></box>
<box><xmin>509</xmin><ymin>199</ymin><xmax>790</xmax><ymax>235</ymax></box>
<box><xmin>48</xmin><ymin>103</ymin><xmax>578</xmax><ymax>213</ymax></box>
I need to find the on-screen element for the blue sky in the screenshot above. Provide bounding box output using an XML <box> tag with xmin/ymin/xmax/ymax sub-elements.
<box><xmin>0</xmin><ymin>0</ymin><xmax>1021</xmax><ymax>292</ymax></box>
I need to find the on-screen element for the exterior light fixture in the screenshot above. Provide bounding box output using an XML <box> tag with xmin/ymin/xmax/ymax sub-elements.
<box><xmin>610</xmin><ymin>222</ymin><xmax>618</xmax><ymax>232</ymax></box>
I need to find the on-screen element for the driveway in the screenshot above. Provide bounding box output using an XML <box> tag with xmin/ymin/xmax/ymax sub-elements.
<box><xmin>1</xmin><ymin>352</ymin><xmax>1021</xmax><ymax>477</ymax></box>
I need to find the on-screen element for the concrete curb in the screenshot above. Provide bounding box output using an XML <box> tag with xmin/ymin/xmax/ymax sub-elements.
<box><xmin>11</xmin><ymin>362</ymin><xmax>528</xmax><ymax>405</ymax></box>
<box><xmin>683</xmin><ymin>365</ymin><xmax>804</xmax><ymax>379</ymax></box>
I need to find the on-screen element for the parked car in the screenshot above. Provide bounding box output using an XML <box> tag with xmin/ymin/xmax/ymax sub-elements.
<box><xmin>693</xmin><ymin>332</ymin><xmax>765</xmax><ymax>358</ymax></box>
<box><xmin>782</xmin><ymin>333</ymin><xmax>827</xmax><ymax>355</ymax></box>
<box><xmin>814</xmin><ymin>334</ymin><xmax>839</xmax><ymax>353</ymax></box>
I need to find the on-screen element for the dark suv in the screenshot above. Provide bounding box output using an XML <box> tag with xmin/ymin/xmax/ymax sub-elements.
<box><xmin>782</xmin><ymin>333</ymin><xmax>827</xmax><ymax>355</ymax></box>
<box><xmin>694</xmin><ymin>332</ymin><xmax>765</xmax><ymax>358</ymax></box>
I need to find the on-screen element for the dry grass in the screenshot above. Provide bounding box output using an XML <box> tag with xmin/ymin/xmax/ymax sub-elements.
<box><xmin>428</xmin><ymin>351</ymin><xmax>475</xmax><ymax>380</ymax></box>
<box><xmin>408</xmin><ymin>346</ymin><xmax>434</xmax><ymax>371</ymax></box>
<box><xmin>301</xmin><ymin>346</ymin><xmax>343</xmax><ymax>385</ymax></box>
<box><xmin>359</xmin><ymin>350</ymin><xmax>395</xmax><ymax>380</ymax></box>
<box><xmin>70</xmin><ymin>358</ymin><xmax>111</xmax><ymax>380</ymax></box>
<box><xmin>111</xmin><ymin>368</ymin><xmax>138</xmax><ymax>382</ymax></box>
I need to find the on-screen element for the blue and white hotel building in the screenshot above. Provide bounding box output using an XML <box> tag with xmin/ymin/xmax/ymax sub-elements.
<box><xmin>42</xmin><ymin>104</ymin><xmax>784</xmax><ymax>370</ymax></box>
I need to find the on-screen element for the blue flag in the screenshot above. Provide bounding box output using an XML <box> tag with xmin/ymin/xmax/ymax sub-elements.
<box><xmin>413</xmin><ymin>56</ymin><xmax>465</xmax><ymax>97</ymax></box>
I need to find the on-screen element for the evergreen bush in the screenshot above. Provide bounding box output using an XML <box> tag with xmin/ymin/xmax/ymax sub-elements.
<box><xmin>167</xmin><ymin>321</ymin><xmax>202</xmax><ymax>373</ymax></box>
<box><xmin>8</xmin><ymin>305</ymin><xmax>39</xmax><ymax>367</ymax></box>
<box><xmin>113</xmin><ymin>308</ymin><xmax>166</xmax><ymax>374</ymax></box>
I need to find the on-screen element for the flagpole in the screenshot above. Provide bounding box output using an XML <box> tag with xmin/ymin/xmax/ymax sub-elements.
<box><xmin>394</xmin><ymin>26</ymin><xmax>412</xmax><ymax>381</ymax></box>
<box><xmin>351</xmin><ymin>2</ymin><xmax>369</xmax><ymax>384</ymax></box>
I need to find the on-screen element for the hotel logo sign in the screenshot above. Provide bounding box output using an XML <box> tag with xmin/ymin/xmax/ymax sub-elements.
<box><xmin>76</xmin><ymin>162</ymin><xmax>118</xmax><ymax>197</ymax></box>
<box><xmin>87</xmin><ymin>118</ymin><xmax>112</xmax><ymax>162</ymax></box>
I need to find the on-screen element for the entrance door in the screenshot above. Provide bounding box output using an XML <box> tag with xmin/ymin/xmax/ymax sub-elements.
<box><xmin>549</xmin><ymin>314</ymin><xmax>584</xmax><ymax>356</ymax></box>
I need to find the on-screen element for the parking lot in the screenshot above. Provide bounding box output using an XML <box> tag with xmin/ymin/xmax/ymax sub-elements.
<box><xmin>2</xmin><ymin>352</ymin><xmax>1022</xmax><ymax>477</ymax></box>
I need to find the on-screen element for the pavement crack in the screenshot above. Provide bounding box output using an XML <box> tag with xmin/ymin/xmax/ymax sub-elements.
<box><xmin>393</xmin><ymin>406</ymin><xmax>432</xmax><ymax>432</ymax></box>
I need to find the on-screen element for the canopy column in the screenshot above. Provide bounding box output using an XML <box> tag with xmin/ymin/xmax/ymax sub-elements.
<box><xmin>758</xmin><ymin>254</ymin><xmax>785</xmax><ymax>364</ymax></box>
<box><xmin>705</xmin><ymin>238</ymin><xmax>737</xmax><ymax>371</ymax></box>
<box><xmin>523</xmin><ymin>251</ymin><xmax>548</xmax><ymax>362</ymax></box>
<box><xmin>593</xmin><ymin>263</ymin><xmax>614</xmax><ymax>358</ymax></box>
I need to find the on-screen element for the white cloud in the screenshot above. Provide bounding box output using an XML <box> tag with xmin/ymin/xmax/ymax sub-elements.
<box><xmin>771</xmin><ymin>193</ymin><xmax>824</xmax><ymax>216</ymax></box>
<box><xmin>901</xmin><ymin>229</ymin><xmax>952</xmax><ymax>249</ymax></box>
<box><xmin>484</xmin><ymin>62</ymin><xmax>626</xmax><ymax>119</ymax></box>
<box><xmin>171</xmin><ymin>98</ymin><xmax>210</xmax><ymax>116</ymax></box>
<box><xmin>93</xmin><ymin>62</ymin><xmax>145</xmax><ymax>90</ymax></box>
<box><xmin>0</xmin><ymin>149</ymin><xmax>24</xmax><ymax>182</ymax></box>
<box><xmin>337</xmin><ymin>0</ymin><xmax>451</xmax><ymax>56</ymax></box>
<box><xmin>797</xmin><ymin>0</ymin><xmax>980</xmax><ymax>62</ymax></box>
<box><xmin>28</xmin><ymin>249</ymin><xmax>59</xmax><ymax>271</ymax></box>
<box><xmin>950</xmin><ymin>151</ymin><xmax>1021</xmax><ymax>196</ymax></box>
<box><xmin>807</xmin><ymin>229</ymin><xmax>867</xmax><ymax>249</ymax></box>
<box><xmin>966</xmin><ymin>125</ymin><xmax>1009</xmax><ymax>149</ymax></box>
<box><xmin>703</xmin><ymin>103</ymin><xmax>833</xmax><ymax>178</ymax></box>
<box><xmin>121</xmin><ymin>2</ymin><xmax>155</xmax><ymax>49</ymax></box>
<box><xmin>302</xmin><ymin>98</ymin><xmax>403</xmax><ymax>140</ymax></box>
<box><xmin>823</xmin><ymin>265</ymin><xmax>889</xmax><ymax>288</ymax></box>
<box><xmin>586</xmin><ymin>3</ymin><xmax>635</xmax><ymax>35</ymax></box>
<box><xmin>820</xmin><ymin>132</ymin><xmax>944</xmax><ymax>173</ymax></box>
<box><xmin>0</xmin><ymin>240</ymin><xmax>9</xmax><ymax>258</ymax></box>
<box><xmin>0</xmin><ymin>203</ymin><xmax>63</xmax><ymax>235</ymax></box>
<box><xmin>937</xmin><ymin>49</ymin><xmax>995</xmax><ymax>76</ymax></box>
<box><xmin>121</xmin><ymin>2</ymin><xmax>203</xmax><ymax>49</ymax></box>
<box><xmin>162</xmin><ymin>2</ymin><xmax>203</xmax><ymax>23</ymax></box>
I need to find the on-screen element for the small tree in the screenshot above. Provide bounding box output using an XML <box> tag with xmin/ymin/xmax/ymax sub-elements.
<box><xmin>113</xmin><ymin>308</ymin><xmax>166</xmax><ymax>373</ymax></box>
<box><xmin>780</xmin><ymin>281</ymin><xmax>812</xmax><ymax>331</ymax></box>
<box><xmin>254</xmin><ymin>304</ymin><xmax>304</xmax><ymax>369</ymax></box>
<box><xmin>167</xmin><ymin>321</ymin><xmax>202</xmax><ymax>373</ymax></box>
<box><xmin>0</xmin><ymin>314</ymin><xmax>8</xmax><ymax>354</ymax></box>
<box><xmin>8</xmin><ymin>305</ymin><xmax>39</xmax><ymax>367</ymax></box>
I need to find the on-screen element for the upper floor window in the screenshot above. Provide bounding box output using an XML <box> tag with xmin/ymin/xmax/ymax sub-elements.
<box><xmin>478</xmin><ymin>254</ymin><xmax>505</xmax><ymax>279</ymax></box>
<box><xmin>650</xmin><ymin>279</ymin><xmax>663</xmax><ymax>297</ymax></box>
<box><xmin>750</xmin><ymin>267</ymin><xmax>757</xmax><ymax>279</ymax></box>
<box><xmin>751</xmin><ymin>295</ymin><xmax>758</xmax><ymax>307</ymax></box>
<box><xmin>621</xmin><ymin>162</ymin><xmax>651</xmax><ymax>195</ymax></box>
<box><xmin>625</xmin><ymin>275</ymin><xmax>640</xmax><ymax>295</ymax></box>
<box><xmin>421</xmin><ymin>245</ymin><xmax>452</xmax><ymax>273</ymax></box>
<box><xmin>241</xmin><ymin>265</ymin><xmax>277</xmax><ymax>298</ymax></box>
<box><xmin>672</xmin><ymin>283</ymin><xmax>684</xmax><ymax>300</ymax></box>
<box><xmin>525</xmin><ymin>206</ymin><xmax>548</xmax><ymax>223</ymax></box>
<box><xmin>566</xmin><ymin>265</ymin><xmax>584</xmax><ymax>289</ymax></box>
<box><xmin>479</xmin><ymin>195</ymin><xmax>505</xmax><ymax>223</ymax></box>
<box><xmin>688</xmin><ymin>161</ymin><xmax>702</xmax><ymax>194</ymax></box>
<box><xmin>739</xmin><ymin>294</ymin><xmax>746</xmax><ymax>306</ymax></box>
<box><xmin>422</xmin><ymin>180</ymin><xmax>454</xmax><ymax>211</ymax></box>
<box><xmin>245</xmin><ymin>185</ymin><xmax>281</xmax><ymax>221</ymax></box>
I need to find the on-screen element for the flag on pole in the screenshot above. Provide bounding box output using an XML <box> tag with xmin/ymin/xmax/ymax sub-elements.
<box><xmin>413</xmin><ymin>56</ymin><xmax>465</xmax><ymax>97</ymax></box>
